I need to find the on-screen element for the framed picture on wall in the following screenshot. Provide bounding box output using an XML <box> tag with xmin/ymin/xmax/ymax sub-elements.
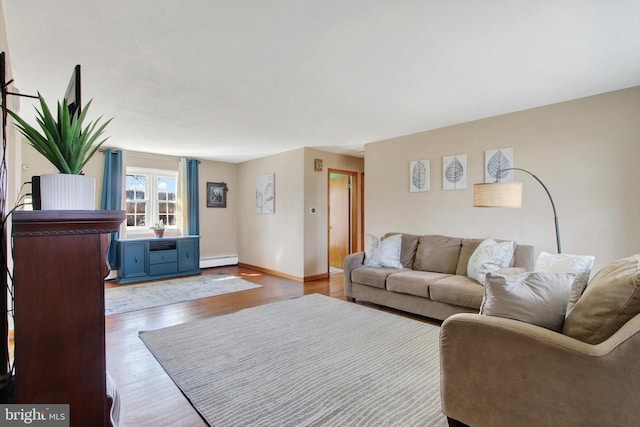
<box><xmin>256</xmin><ymin>173</ymin><xmax>275</xmax><ymax>214</ymax></box>
<box><xmin>409</xmin><ymin>159</ymin><xmax>430</xmax><ymax>192</ymax></box>
<box><xmin>207</xmin><ymin>182</ymin><xmax>228</xmax><ymax>208</ymax></box>
<box><xmin>442</xmin><ymin>154</ymin><xmax>467</xmax><ymax>190</ymax></box>
<box><xmin>485</xmin><ymin>147</ymin><xmax>514</xmax><ymax>182</ymax></box>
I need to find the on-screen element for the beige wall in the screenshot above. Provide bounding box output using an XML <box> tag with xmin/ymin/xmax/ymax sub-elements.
<box><xmin>20</xmin><ymin>147</ymin><xmax>239</xmax><ymax>261</ymax></box>
<box><xmin>237</xmin><ymin>148</ymin><xmax>305</xmax><ymax>277</ymax></box>
<box><xmin>198</xmin><ymin>158</ymin><xmax>238</xmax><ymax>260</ymax></box>
<box><xmin>1</xmin><ymin>11</ymin><xmax>20</xmax><ymax>215</ymax></box>
<box><xmin>303</xmin><ymin>147</ymin><xmax>364</xmax><ymax>277</ymax></box>
<box><xmin>236</xmin><ymin>147</ymin><xmax>364</xmax><ymax>279</ymax></box>
<box><xmin>20</xmin><ymin>140</ymin><xmax>364</xmax><ymax>279</ymax></box>
<box><xmin>365</xmin><ymin>87</ymin><xmax>640</xmax><ymax>272</ymax></box>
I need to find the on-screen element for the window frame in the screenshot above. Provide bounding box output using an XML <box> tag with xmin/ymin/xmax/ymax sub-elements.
<box><xmin>125</xmin><ymin>167</ymin><xmax>179</xmax><ymax>233</ymax></box>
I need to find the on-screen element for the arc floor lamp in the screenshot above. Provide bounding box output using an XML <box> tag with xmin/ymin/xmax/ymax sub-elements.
<box><xmin>473</xmin><ymin>167</ymin><xmax>562</xmax><ymax>254</ymax></box>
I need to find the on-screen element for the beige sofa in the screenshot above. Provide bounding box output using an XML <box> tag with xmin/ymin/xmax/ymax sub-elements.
<box><xmin>440</xmin><ymin>254</ymin><xmax>640</xmax><ymax>426</ymax></box>
<box><xmin>343</xmin><ymin>233</ymin><xmax>534</xmax><ymax>321</ymax></box>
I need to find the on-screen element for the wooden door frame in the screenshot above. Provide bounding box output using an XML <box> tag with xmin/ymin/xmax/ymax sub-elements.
<box><xmin>328</xmin><ymin>169</ymin><xmax>360</xmax><ymax>271</ymax></box>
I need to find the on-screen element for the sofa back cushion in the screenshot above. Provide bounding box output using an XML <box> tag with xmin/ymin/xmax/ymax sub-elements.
<box><xmin>456</xmin><ymin>238</ymin><xmax>483</xmax><ymax>275</ymax></box>
<box><xmin>413</xmin><ymin>235</ymin><xmax>462</xmax><ymax>274</ymax></box>
<box><xmin>562</xmin><ymin>255</ymin><xmax>640</xmax><ymax>344</ymax></box>
<box><xmin>385</xmin><ymin>233</ymin><xmax>420</xmax><ymax>269</ymax></box>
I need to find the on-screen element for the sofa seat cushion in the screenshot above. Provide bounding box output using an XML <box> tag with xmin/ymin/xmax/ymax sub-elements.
<box><xmin>351</xmin><ymin>267</ymin><xmax>406</xmax><ymax>290</ymax></box>
<box><xmin>428</xmin><ymin>275</ymin><xmax>485</xmax><ymax>309</ymax></box>
<box><xmin>386</xmin><ymin>271</ymin><xmax>453</xmax><ymax>298</ymax></box>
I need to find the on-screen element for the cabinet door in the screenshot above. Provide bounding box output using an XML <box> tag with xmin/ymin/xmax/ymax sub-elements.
<box><xmin>121</xmin><ymin>241</ymin><xmax>148</xmax><ymax>278</ymax></box>
<box><xmin>178</xmin><ymin>239</ymin><xmax>199</xmax><ymax>272</ymax></box>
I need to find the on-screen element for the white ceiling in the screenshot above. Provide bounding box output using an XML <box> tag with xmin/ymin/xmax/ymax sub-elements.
<box><xmin>3</xmin><ymin>0</ymin><xmax>640</xmax><ymax>163</ymax></box>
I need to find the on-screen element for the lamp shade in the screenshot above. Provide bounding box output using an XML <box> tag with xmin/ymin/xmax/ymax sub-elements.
<box><xmin>473</xmin><ymin>182</ymin><xmax>523</xmax><ymax>208</ymax></box>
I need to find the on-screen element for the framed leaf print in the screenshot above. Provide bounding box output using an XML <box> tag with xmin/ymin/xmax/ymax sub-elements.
<box><xmin>256</xmin><ymin>173</ymin><xmax>275</xmax><ymax>214</ymax></box>
<box><xmin>443</xmin><ymin>154</ymin><xmax>467</xmax><ymax>190</ymax></box>
<box><xmin>409</xmin><ymin>160</ymin><xmax>430</xmax><ymax>192</ymax></box>
<box><xmin>485</xmin><ymin>148</ymin><xmax>514</xmax><ymax>182</ymax></box>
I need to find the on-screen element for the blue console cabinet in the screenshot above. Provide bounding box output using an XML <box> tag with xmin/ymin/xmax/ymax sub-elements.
<box><xmin>116</xmin><ymin>235</ymin><xmax>201</xmax><ymax>284</ymax></box>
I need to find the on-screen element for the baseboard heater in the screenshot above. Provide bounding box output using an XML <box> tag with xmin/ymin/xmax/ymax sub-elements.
<box><xmin>200</xmin><ymin>255</ymin><xmax>239</xmax><ymax>269</ymax></box>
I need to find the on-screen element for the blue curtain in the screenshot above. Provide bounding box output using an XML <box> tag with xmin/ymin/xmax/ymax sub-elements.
<box><xmin>101</xmin><ymin>149</ymin><xmax>123</xmax><ymax>268</ymax></box>
<box><xmin>187</xmin><ymin>159</ymin><xmax>200</xmax><ymax>235</ymax></box>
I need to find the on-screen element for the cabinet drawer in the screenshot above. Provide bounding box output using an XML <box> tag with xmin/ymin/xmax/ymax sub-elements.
<box><xmin>149</xmin><ymin>250</ymin><xmax>177</xmax><ymax>265</ymax></box>
<box><xmin>149</xmin><ymin>262</ymin><xmax>178</xmax><ymax>276</ymax></box>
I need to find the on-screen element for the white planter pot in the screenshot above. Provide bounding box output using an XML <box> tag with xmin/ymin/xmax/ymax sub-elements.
<box><xmin>39</xmin><ymin>174</ymin><xmax>96</xmax><ymax>210</ymax></box>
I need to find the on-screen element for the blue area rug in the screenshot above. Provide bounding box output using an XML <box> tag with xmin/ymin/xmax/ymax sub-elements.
<box><xmin>105</xmin><ymin>274</ymin><xmax>262</xmax><ymax>315</ymax></box>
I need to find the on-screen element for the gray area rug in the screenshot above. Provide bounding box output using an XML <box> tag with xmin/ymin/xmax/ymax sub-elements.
<box><xmin>139</xmin><ymin>294</ymin><xmax>447</xmax><ymax>426</ymax></box>
<box><xmin>106</xmin><ymin>274</ymin><xmax>262</xmax><ymax>315</ymax></box>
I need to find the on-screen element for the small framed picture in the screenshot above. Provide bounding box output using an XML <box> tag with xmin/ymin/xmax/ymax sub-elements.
<box><xmin>207</xmin><ymin>182</ymin><xmax>228</xmax><ymax>208</ymax></box>
<box><xmin>314</xmin><ymin>158</ymin><xmax>323</xmax><ymax>172</ymax></box>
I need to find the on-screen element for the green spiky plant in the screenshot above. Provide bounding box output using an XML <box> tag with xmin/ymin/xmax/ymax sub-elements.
<box><xmin>8</xmin><ymin>93</ymin><xmax>112</xmax><ymax>174</ymax></box>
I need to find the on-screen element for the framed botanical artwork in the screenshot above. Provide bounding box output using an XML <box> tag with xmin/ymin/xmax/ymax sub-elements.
<box><xmin>207</xmin><ymin>182</ymin><xmax>228</xmax><ymax>208</ymax></box>
<box><xmin>485</xmin><ymin>147</ymin><xmax>514</xmax><ymax>182</ymax></box>
<box><xmin>314</xmin><ymin>158</ymin><xmax>324</xmax><ymax>172</ymax></box>
<box><xmin>443</xmin><ymin>154</ymin><xmax>467</xmax><ymax>190</ymax></box>
<box><xmin>256</xmin><ymin>173</ymin><xmax>275</xmax><ymax>214</ymax></box>
<box><xmin>409</xmin><ymin>160</ymin><xmax>430</xmax><ymax>192</ymax></box>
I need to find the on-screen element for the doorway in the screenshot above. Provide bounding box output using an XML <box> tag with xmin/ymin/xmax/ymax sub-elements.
<box><xmin>328</xmin><ymin>169</ymin><xmax>359</xmax><ymax>270</ymax></box>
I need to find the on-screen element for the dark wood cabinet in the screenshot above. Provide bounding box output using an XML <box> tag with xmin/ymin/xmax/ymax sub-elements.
<box><xmin>12</xmin><ymin>210</ymin><xmax>125</xmax><ymax>427</ymax></box>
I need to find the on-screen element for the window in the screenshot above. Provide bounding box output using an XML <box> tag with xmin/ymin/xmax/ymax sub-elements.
<box><xmin>125</xmin><ymin>168</ymin><xmax>178</xmax><ymax>230</ymax></box>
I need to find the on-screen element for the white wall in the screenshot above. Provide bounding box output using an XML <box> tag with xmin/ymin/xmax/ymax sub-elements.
<box><xmin>365</xmin><ymin>87</ymin><xmax>640</xmax><ymax>272</ymax></box>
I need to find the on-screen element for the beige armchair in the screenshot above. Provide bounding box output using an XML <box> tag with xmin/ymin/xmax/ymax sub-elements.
<box><xmin>440</xmin><ymin>312</ymin><xmax>640</xmax><ymax>427</ymax></box>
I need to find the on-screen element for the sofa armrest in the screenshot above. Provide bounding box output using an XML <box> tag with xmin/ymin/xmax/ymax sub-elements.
<box><xmin>343</xmin><ymin>252</ymin><xmax>365</xmax><ymax>298</ymax></box>
<box><xmin>440</xmin><ymin>313</ymin><xmax>640</xmax><ymax>427</ymax></box>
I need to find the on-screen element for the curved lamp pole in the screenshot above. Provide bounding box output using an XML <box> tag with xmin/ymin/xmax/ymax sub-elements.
<box><xmin>474</xmin><ymin>167</ymin><xmax>562</xmax><ymax>254</ymax></box>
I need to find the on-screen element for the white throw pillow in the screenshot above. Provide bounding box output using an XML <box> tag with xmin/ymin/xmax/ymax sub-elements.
<box><xmin>364</xmin><ymin>233</ymin><xmax>380</xmax><ymax>267</ymax></box>
<box><xmin>363</xmin><ymin>234</ymin><xmax>403</xmax><ymax>269</ymax></box>
<box><xmin>535</xmin><ymin>251</ymin><xmax>595</xmax><ymax>313</ymax></box>
<box><xmin>467</xmin><ymin>238</ymin><xmax>516</xmax><ymax>285</ymax></box>
<box><xmin>480</xmin><ymin>272</ymin><xmax>575</xmax><ymax>332</ymax></box>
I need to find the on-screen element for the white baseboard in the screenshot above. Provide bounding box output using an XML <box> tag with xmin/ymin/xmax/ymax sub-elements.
<box><xmin>200</xmin><ymin>255</ymin><xmax>239</xmax><ymax>269</ymax></box>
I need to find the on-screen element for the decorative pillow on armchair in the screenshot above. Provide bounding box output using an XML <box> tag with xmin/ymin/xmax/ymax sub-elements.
<box><xmin>535</xmin><ymin>251</ymin><xmax>595</xmax><ymax>313</ymax></box>
<box><xmin>363</xmin><ymin>233</ymin><xmax>403</xmax><ymax>269</ymax></box>
<box><xmin>467</xmin><ymin>238</ymin><xmax>516</xmax><ymax>285</ymax></box>
<box><xmin>480</xmin><ymin>271</ymin><xmax>575</xmax><ymax>332</ymax></box>
<box><xmin>562</xmin><ymin>255</ymin><xmax>640</xmax><ymax>344</ymax></box>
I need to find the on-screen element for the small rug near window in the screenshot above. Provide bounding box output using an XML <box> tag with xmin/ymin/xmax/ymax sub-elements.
<box><xmin>105</xmin><ymin>274</ymin><xmax>262</xmax><ymax>315</ymax></box>
<box><xmin>139</xmin><ymin>294</ymin><xmax>447</xmax><ymax>426</ymax></box>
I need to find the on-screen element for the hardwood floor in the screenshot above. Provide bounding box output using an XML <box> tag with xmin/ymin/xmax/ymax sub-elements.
<box><xmin>105</xmin><ymin>265</ymin><xmax>437</xmax><ymax>427</ymax></box>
